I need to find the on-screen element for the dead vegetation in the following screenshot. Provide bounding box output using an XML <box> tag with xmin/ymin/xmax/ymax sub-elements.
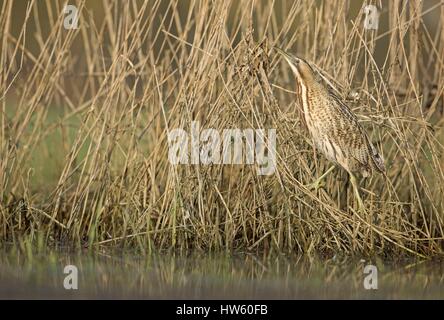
<box><xmin>1</xmin><ymin>0</ymin><xmax>444</xmax><ymax>257</ymax></box>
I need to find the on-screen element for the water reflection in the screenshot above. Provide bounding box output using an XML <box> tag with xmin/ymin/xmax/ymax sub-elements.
<box><xmin>0</xmin><ymin>248</ymin><xmax>443</xmax><ymax>299</ymax></box>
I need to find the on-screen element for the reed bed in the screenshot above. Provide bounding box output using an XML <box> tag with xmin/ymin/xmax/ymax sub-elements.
<box><xmin>1</xmin><ymin>0</ymin><xmax>444</xmax><ymax>257</ymax></box>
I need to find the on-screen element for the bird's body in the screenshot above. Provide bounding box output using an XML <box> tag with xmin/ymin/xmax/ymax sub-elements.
<box><xmin>275</xmin><ymin>47</ymin><xmax>384</xmax><ymax>208</ymax></box>
<box><xmin>300</xmin><ymin>79</ymin><xmax>384</xmax><ymax>177</ymax></box>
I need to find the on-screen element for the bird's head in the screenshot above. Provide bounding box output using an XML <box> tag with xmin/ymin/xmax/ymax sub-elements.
<box><xmin>274</xmin><ymin>47</ymin><xmax>317</xmax><ymax>83</ymax></box>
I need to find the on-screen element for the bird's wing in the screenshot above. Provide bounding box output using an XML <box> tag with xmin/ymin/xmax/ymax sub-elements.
<box><xmin>327</xmin><ymin>91</ymin><xmax>381</xmax><ymax>174</ymax></box>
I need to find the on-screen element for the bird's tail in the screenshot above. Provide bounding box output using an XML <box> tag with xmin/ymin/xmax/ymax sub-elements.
<box><xmin>369</xmin><ymin>143</ymin><xmax>385</xmax><ymax>173</ymax></box>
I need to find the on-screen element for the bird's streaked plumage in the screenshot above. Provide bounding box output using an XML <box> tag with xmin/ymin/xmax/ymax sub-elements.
<box><xmin>275</xmin><ymin>47</ymin><xmax>385</xmax><ymax>210</ymax></box>
<box><xmin>275</xmin><ymin>47</ymin><xmax>385</xmax><ymax>178</ymax></box>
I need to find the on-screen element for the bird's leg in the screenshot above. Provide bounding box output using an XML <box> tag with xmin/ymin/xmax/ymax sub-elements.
<box><xmin>306</xmin><ymin>165</ymin><xmax>335</xmax><ymax>191</ymax></box>
<box><xmin>339</xmin><ymin>172</ymin><xmax>350</xmax><ymax>210</ymax></box>
<box><xmin>349</xmin><ymin>173</ymin><xmax>365</xmax><ymax>211</ymax></box>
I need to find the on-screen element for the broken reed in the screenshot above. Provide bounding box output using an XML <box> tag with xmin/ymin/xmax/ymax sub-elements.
<box><xmin>1</xmin><ymin>0</ymin><xmax>444</xmax><ymax>257</ymax></box>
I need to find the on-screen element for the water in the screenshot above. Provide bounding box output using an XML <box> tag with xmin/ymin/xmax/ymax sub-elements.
<box><xmin>0</xmin><ymin>248</ymin><xmax>443</xmax><ymax>299</ymax></box>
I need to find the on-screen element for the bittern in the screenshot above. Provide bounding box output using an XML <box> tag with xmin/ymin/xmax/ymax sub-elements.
<box><xmin>275</xmin><ymin>47</ymin><xmax>385</xmax><ymax>210</ymax></box>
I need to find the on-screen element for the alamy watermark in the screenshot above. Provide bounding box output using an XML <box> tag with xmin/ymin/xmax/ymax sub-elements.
<box><xmin>168</xmin><ymin>121</ymin><xmax>276</xmax><ymax>175</ymax></box>
<box><xmin>363</xmin><ymin>263</ymin><xmax>378</xmax><ymax>290</ymax></box>
<box><xmin>63</xmin><ymin>264</ymin><xmax>78</xmax><ymax>290</ymax></box>
<box><xmin>363</xmin><ymin>5</ymin><xmax>379</xmax><ymax>30</ymax></box>
<box><xmin>63</xmin><ymin>4</ymin><xmax>79</xmax><ymax>30</ymax></box>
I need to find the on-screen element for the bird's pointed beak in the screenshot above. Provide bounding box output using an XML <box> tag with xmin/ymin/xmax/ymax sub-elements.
<box><xmin>273</xmin><ymin>46</ymin><xmax>290</xmax><ymax>58</ymax></box>
<box><xmin>273</xmin><ymin>46</ymin><xmax>299</xmax><ymax>68</ymax></box>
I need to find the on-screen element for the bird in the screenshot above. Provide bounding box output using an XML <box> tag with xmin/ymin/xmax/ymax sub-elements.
<box><xmin>274</xmin><ymin>47</ymin><xmax>385</xmax><ymax>210</ymax></box>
